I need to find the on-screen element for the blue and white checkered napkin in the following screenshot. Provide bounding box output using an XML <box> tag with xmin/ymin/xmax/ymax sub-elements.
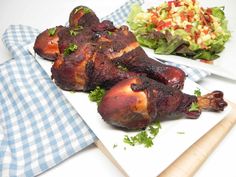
<box><xmin>0</xmin><ymin>25</ymin><xmax>97</xmax><ymax>177</ymax></box>
<box><xmin>0</xmin><ymin>0</ymin><xmax>210</xmax><ymax>177</ymax></box>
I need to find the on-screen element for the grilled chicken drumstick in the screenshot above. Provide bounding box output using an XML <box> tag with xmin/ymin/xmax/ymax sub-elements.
<box><xmin>51</xmin><ymin>44</ymin><xmax>139</xmax><ymax>91</ymax></box>
<box><xmin>34</xmin><ymin>6</ymin><xmax>186</xmax><ymax>90</ymax></box>
<box><xmin>33</xmin><ymin>6</ymin><xmax>228</xmax><ymax>130</ymax></box>
<box><xmin>98</xmin><ymin>77</ymin><xmax>227</xmax><ymax>130</ymax></box>
<box><xmin>34</xmin><ymin>26</ymin><xmax>65</xmax><ymax>61</ymax></box>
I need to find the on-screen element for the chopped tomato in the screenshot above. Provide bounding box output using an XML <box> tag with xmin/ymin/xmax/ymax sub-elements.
<box><xmin>185</xmin><ymin>24</ymin><xmax>193</xmax><ymax>33</ymax></box>
<box><xmin>168</xmin><ymin>0</ymin><xmax>181</xmax><ymax>7</ymax></box>
<box><xmin>194</xmin><ymin>32</ymin><xmax>200</xmax><ymax>42</ymax></box>
<box><xmin>156</xmin><ymin>20</ymin><xmax>172</xmax><ymax>31</ymax></box>
<box><xmin>187</xmin><ymin>10</ymin><xmax>194</xmax><ymax>17</ymax></box>
<box><xmin>206</xmin><ymin>8</ymin><xmax>212</xmax><ymax>15</ymax></box>
<box><xmin>173</xmin><ymin>25</ymin><xmax>180</xmax><ymax>30</ymax></box>
<box><xmin>151</xmin><ymin>15</ymin><xmax>159</xmax><ymax>25</ymax></box>
<box><xmin>164</xmin><ymin>21</ymin><xmax>172</xmax><ymax>27</ymax></box>
<box><xmin>180</xmin><ymin>12</ymin><xmax>187</xmax><ymax>21</ymax></box>
<box><xmin>203</xmin><ymin>29</ymin><xmax>209</xmax><ymax>35</ymax></box>
<box><xmin>167</xmin><ymin>1</ymin><xmax>174</xmax><ymax>7</ymax></box>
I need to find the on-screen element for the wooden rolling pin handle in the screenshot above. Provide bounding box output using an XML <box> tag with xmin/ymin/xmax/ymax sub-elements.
<box><xmin>158</xmin><ymin>102</ymin><xmax>236</xmax><ymax>177</ymax></box>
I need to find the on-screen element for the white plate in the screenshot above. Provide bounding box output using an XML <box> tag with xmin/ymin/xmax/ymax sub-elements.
<box><xmin>28</xmin><ymin>45</ymin><xmax>231</xmax><ymax>177</ymax></box>
<box><xmin>139</xmin><ymin>0</ymin><xmax>236</xmax><ymax>80</ymax></box>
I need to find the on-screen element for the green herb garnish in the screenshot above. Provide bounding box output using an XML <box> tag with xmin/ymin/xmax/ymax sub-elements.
<box><xmin>123</xmin><ymin>120</ymin><xmax>161</xmax><ymax>148</ymax></box>
<box><xmin>69</xmin><ymin>29</ymin><xmax>79</xmax><ymax>36</ymax></box>
<box><xmin>69</xmin><ymin>25</ymin><xmax>84</xmax><ymax>36</ymax></box>
<box><xmin>194</xmin><ymin>88</ymin><xmax>201</xmax><ymax>97</ymax></box>
<box><xmin>177</xmin><ymin>131</ymin><xmax>185</xmax><ymax>134</ymax></box>
<box><xmin>113</xmin><ymin>144</ymin><xmax>118</xmax><ymax>149</ymax></box>
<box><xmin>74</xmin><ymin>7</ymin><xmax>83</xmax><ymax>14</ymax></box>
<box><xmin>107</xmin><ymin>31</ymin><xmax>113</xmax><ymax>36</ymax></box>
<box><xmin>75</xmin><ymin>25</ymin><xmax>84</xmax><ymax>30</ymax></box>
<box><xmin>74</xmin><ymin>7</ymin><xmax>91</xmax><ymax>14</ymax></box>
<box><xmin>83</xmin><ymin>7</ymin><xmax>92</xmax><ymax>14</ymax></box>
<box><xmin>117</xmin><ymin>65</ymin><xmax>128</xmax><ymax>71</ymax></box>
<box><xmin>63</xmin><ymin>43</ymin><xmax>78</xmax><ymax>56</ymax></box>
<box><xmin>88</xmin><ymin>86</ymin><xmax>106</xmax><ymax>104</ymax></box>
<box><xmin>188</xmin><ymin>102</ymin><xmax>200</xmax><ymax>112</ymax></box>
<box><xmin>48</xmin><ymin>27</ymin><xmax>56</xmax><ymax>36</ymax></box>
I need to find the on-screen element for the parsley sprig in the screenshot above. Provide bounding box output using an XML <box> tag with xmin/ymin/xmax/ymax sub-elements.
<box><xmin>69</xmin><ymin>29</ymin><xmax>79</xmax><ymax>36</ymax></box>
<box><xmin>69</xmin><ymin>25</ymin><xmax>84</xmax><ymax>36</ymax></box>
<box><xmin>117</xmin><ymin>65</ymin><xmax>128</xmax><ymax>71</ymax></box>
<box><xmin>63</xmin><ymin>43</ymin><xmax>78</xmax><ymax>56</ymax></box>
<box><xmin>189</xmin><ymin>88</ymin><xmax>202</xmax><ymax>112</ymax></box>
<box><xmin>48</xmin><ymin>27</ymin><xmax>56</xmax><ymax>36</ymax></box>
<box><xmin>74</xmin><ymin>7</ymin><xmax>91</xmax><ymax>14</ymax></box>
<box><xmin>123</xmin><ymin>121</ymin><xmax>161</xmax><ymax>148</ymax></box>
<box><xmin>88</xmin><ymin>86</ymin><xmax>106</xmax><ymax>104</ymax></box>
<box><xmin>194</xmin><ymin>88</ymin><xmax>201</xmax><ymax>97</ymax></box>
<box><xmin>189</xmin><ymin>102</ymin><xmax>199</xmax><ymax>112</ymax></box>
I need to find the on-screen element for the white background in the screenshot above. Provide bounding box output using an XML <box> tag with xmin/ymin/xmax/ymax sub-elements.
<box><xmin>0</xmin><ymin>0</ymin><xmax>236</xmax><ymax>177</ymax></box>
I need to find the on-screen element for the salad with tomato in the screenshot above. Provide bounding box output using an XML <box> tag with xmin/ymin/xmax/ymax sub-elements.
<box><xmin>127</xmin><ymin>0</ymin><xmax>231</xmax><ymax>60</ymax></box>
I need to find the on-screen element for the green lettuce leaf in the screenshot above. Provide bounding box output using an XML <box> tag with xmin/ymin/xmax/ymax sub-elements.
<box><xmin>127</xmin><ymin>4</ymin><xmax>231</xmax><ymax>61</ymax></box>
<box><xmin>127</xmin><ymin>4</ymin><xmax>144</xmax><ymax>31</ymax></box>
<box><xmin>211</xmin><ymin>7</ymin><xmax>225</xmax><ymax>20</ymax></box>
<box><xmin>193</xmin><ymin>50</ymin><xmax>219</xmax><ymax>60</ymax></box>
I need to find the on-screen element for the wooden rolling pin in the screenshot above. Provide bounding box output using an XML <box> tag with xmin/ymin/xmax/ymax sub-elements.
<box><xmin>158</xmin><ymin>101</ymin><xmax>236</xmax><ymax>177</ymax></box>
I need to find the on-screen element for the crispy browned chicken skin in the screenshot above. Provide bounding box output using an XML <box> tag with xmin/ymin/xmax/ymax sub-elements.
<box><xmin>98</xmin><ymin>77</ymin><xmax>227</xmax><ymax>130</ymax></box>
<box><xmin>33</xmin><ymin>6</ymin><xmax>227</xmax><ymax>130</ymax></box>
<box><xmin>34</xmin><ymin>6</ymin><xmax>186</xmax><ymax>90</ymax></box>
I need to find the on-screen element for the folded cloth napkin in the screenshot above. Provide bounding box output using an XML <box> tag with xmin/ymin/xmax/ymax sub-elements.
<box><xmin>0</xmin><ymin>25</ymin><xmax>97</xmax><ymax>177</ymax></box>
<box><xmin>0</xmin><ymin>0</ymin><xmax>210</xmax><ymax>177</ymax></box>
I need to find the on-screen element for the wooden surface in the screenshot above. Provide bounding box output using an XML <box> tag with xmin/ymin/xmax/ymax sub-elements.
<box><xmin>95</xmin><ymin>102</ymin><xmax>236</xmax><ymax>177</ymax></box>
<box><xmin>158</xmin><ymin>101</ymin><xmax>236</xmax><ymax>177</ymax></box>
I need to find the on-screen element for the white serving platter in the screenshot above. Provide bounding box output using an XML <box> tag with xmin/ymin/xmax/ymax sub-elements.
<box><xmin>28</xmin><ymin>45</ymin><xmax>231</xmax><ymax>177</ymax></box>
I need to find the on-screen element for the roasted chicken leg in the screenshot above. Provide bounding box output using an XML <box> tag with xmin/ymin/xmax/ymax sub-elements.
<box><xmin>33</xmin><ymin>5</ymin><xmax>228</xmax><ymax>130</ymax></box>
<box><xmin>34</xmin><ymin>6</ymin><xmax>186</xmax><ymax>90</ymax></box>
<box><xmin>98</xmin><ymin>76</ymin><xmax>227</xmax><ymax>130</ymax></box>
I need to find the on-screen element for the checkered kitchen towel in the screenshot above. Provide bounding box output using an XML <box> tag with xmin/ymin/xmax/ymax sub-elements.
<box><xmin>0</xmin><ymin>25</ymin><xmax>97</xmax><ymax>177</ymax></box>
<box><xmin>0</xmin><ymin>0</ymin><xmax>209</xmax><ymax>177</ymax></box>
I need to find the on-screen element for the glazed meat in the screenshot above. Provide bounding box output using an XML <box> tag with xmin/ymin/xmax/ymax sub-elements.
<box><xmin>69</xmin><ymin>6</ymin><xmax>100</xmax><ymax>28</ymax></box>
<box><xmin>98</xmin><ymin>77</ymin><xmax>227</xmax><ymax>130</ymax></box>
<box><xmin>34</xmin><ymin>6</ymin><xmax>186</xmax><ymax>90</ymax></box>
<box><xmin>90</xmin><ymin>23</ymin><xmax>186</xmax><ymax>89</ymax></box>
<box><xmin>33</xmin><ymin>5</ymin><xmax>228</xmax><ymax>130</ymax></box>
<box><xmin>34</xmin><ymin>26</ymin><xmax>65</xmax><ymax>61</ymax></box>
<box><xmin>51</xmin><ymin>43</ymin><xmax>139</xmax><ymax>91</ymax></box>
